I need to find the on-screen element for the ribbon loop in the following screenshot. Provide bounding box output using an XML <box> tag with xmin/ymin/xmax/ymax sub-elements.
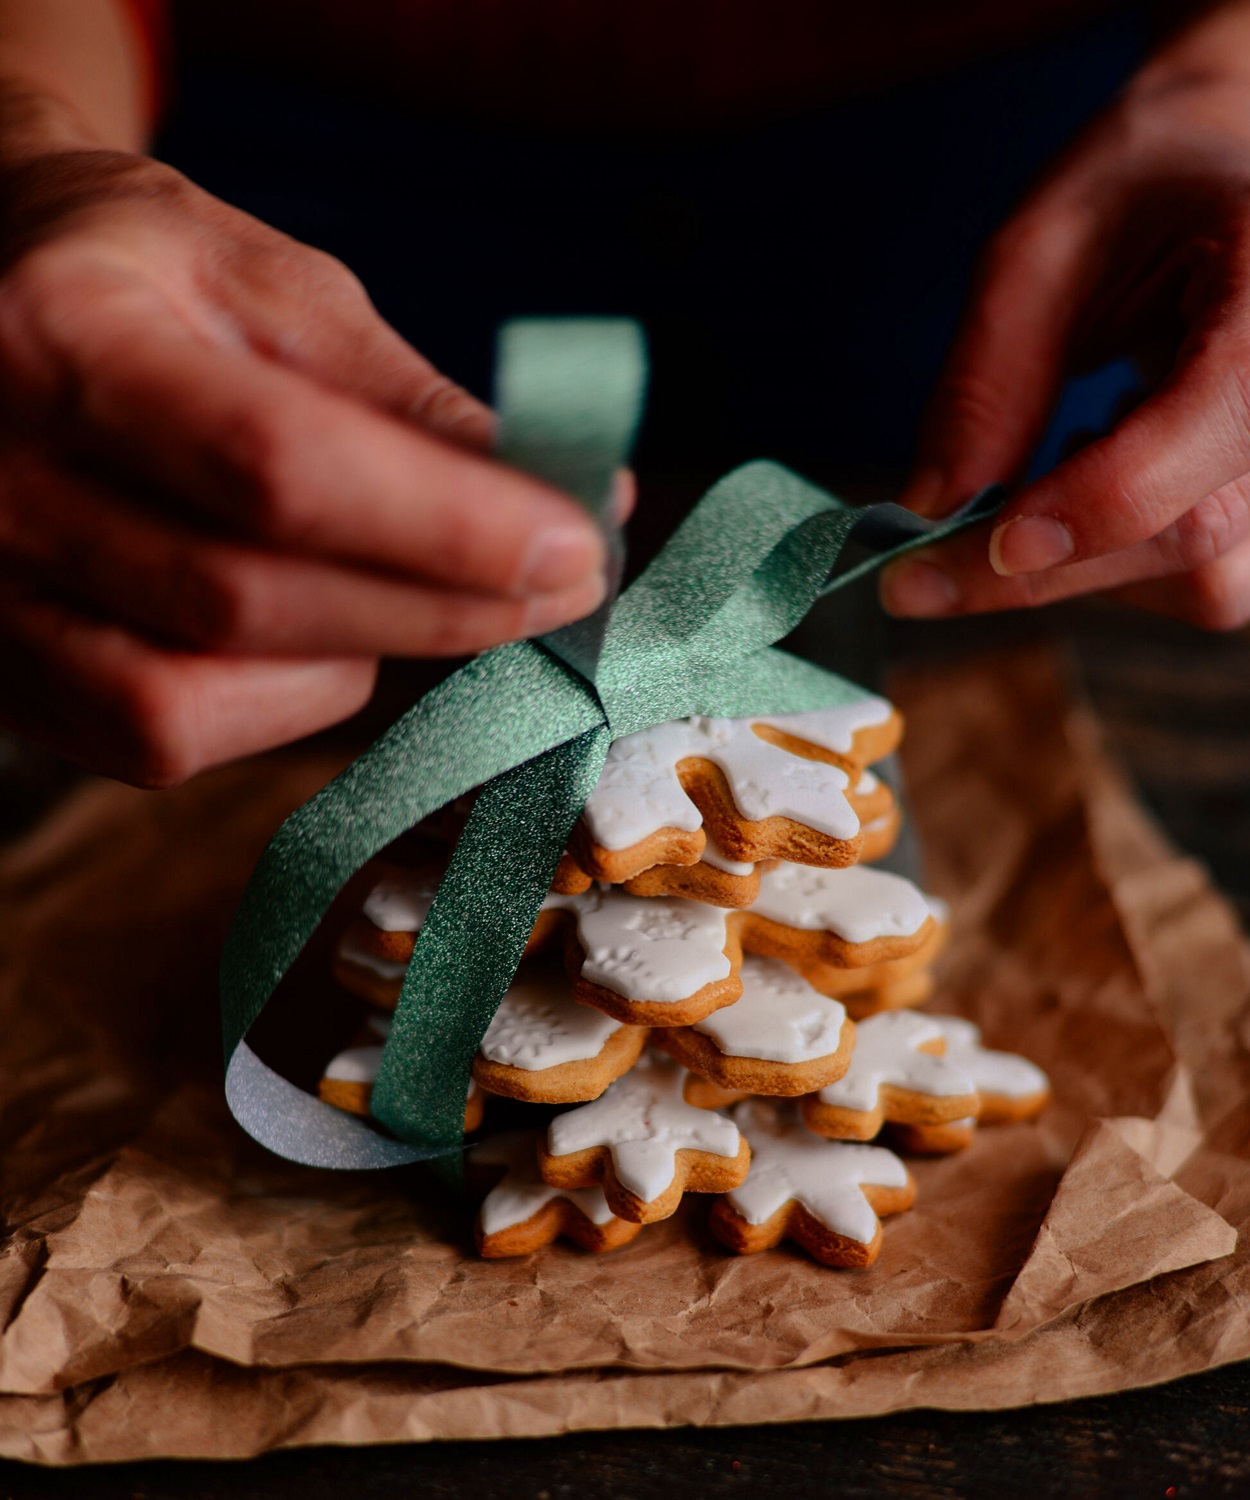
<box><xmin>220</xmin><ymin>318</ymin><xmax>1006</xmax><ymax>1170</ymax></box>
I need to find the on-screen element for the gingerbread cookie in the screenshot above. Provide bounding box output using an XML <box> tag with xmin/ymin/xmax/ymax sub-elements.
<box><xmin>318</xmin><ymin>1013</ymin><xmax>485</xmax><ymax>1129</ymax></box>
<box><xmin>653</xmin><ymin>955</ymin><xmax>854</xmax><ymax>1096</ymax></box>
<box><xmin>613</xmin><ymin>834</ymin><xmax>771</xmax><ymax>909</ymax></box>
<box><xmin>886</xmin><ymin>1015</ymin><xmax>1049</xmax><ymax>1153</ymax></box>
<box><xmin>887</xmin><ymin>1117</ymin><xmax>977</xmax><ymax>1155</ymax></box>
<box><xmin>566</xmin><ymin>703</ymin><xmax>901</xmax><ymax>884</ymax></box>
<box><xmin>800</xmin><ymin>1010</ymin><xmax>978</xmax><ymax>1140</ymax></box>
<box><xmin>709</xmin><ymin>1100</ymin><xmax>915</xmax><ymax>1268</ymax></box>
<box><xmin>472</xmin><ymin>962</ymin><xmax>649</xmax><ymax>1103</ymax></box>
<box><xmin>538</xmin><ymin>1055</ymin><xmax>750</xmax><ymax>1223</ymax></box>
<box><xmin>339</xmin><ymin>861</ymin><xmax>946</xmax><ymax>1029</ymax></box>
<box><xmin>858</xmin><ymin>804</ymin><xmax>903</xmax><ymax>864</ymax></box>
<box><xmin>746</xmin><ymin>861</ymin><xmax>944</xmax><ymax>969</ymax></box>
<box><xmin>470</xmin><ymin>1131</ymin><xmax>642</xmax><ymax>1257</ymax></box>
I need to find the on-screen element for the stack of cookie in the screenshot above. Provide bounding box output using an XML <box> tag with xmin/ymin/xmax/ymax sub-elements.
<box><xmin>325</xmin><ymin>699</ymin><xmax>1049</xmax><ymax>1269</ymax></box>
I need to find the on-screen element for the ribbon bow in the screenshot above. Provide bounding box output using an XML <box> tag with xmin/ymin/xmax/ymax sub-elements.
<box><xmin>220</xmin><ymin>319</ymin><xmax>1001</xmax><ymax>1171</ymax></box>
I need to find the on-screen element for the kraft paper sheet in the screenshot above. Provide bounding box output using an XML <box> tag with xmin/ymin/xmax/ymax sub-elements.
<box><xmin>2</xmin><ymin>644</ymin><xmax>1247</xmax><ymax>1464</ymax></box>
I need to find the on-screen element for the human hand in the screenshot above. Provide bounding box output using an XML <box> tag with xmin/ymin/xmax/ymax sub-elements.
<box><xmin>881</xmin><ymin>5</ymin><xmax>1250</xmax><ymax>631</ymax></box>
<box><xmin>0</xmin><ymin>148</ymin><xmax>611</xmax><ymax>785</ymax></box>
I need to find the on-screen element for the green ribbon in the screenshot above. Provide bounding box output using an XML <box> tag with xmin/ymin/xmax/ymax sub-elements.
<box><xmin>220</xmin><ymin>317</ymin><xmax>1002</xmax><ymax>1171</ymax></box>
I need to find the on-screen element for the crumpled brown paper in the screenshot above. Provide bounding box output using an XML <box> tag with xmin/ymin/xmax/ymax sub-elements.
<box><xmin>2</xmin><ymin>644</ymin><xmax>1247</xmax><ymax>1464</ymax></box>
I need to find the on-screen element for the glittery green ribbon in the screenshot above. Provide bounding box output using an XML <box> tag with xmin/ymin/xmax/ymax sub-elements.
<box><xmin>220</xmin><ymin>317</ymin><xmax>1002</xmax><ymax>1170</ymax></box>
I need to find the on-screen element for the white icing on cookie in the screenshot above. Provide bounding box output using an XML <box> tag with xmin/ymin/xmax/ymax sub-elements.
<box><xmin>479</xmin><ymin>969</ymin><xmax>620</xmax><ymax>1070</ymax></box>
<box><xmin>753</xmin><ymin>700</ymin><xmax>893</xmax><ymax>756</ymax></box>
<box><xmin>324</xmin><ymin>1044</ymin><xmax>383</xmax><ymax>1084</ymax></box>
<box><xmin>693</xmin><ymin>956</ymin><xmax>849</xmax><ymax>1064</ymax></box>
<box><xmin>547</xmin><ymin>1055</ymin><xmax>743</xmax><ymax>1203</ymax></box>
<box><xmin>473</xmin><ymin>1131</ymin><xmax>619</xmax><ymax>1233</ymax></box>
<box><xmin>582</xmin><ymin>711</ymin><xmax>879</xmax><ymax>851</ymax></box>
<box><xmin>855</xmin><ymin>768</ymin><xmax>880</xmax><ymax>794</ymax></box>
<box><xmin>362</xmin><ymin>867</ymin><xmax>441</xmax><ymax>932</ymax></box>
<box><xmin>924</xmin><ymin>1016</ymin><xmax>1049</xmax><ymax>1099</ymax></box>
<box><xmin>338</xmin><ymin>929</ymin><xmax>408</xmax><ymax>982</ymax></box>
<box><xmin>814</xmin><ymin>1011</ymin><xmax>976</xmax><ymax>1113</ymax></box>
<box><xmin>543</xmin><ymin>887</ymin><xmax>732</xmax><ymax>1002</ymax></box>
<box><xmin>750</xmin><ymin>862</ymin><xmax>934</xmax><ymax>944</ymax></box>
<box><xmin>727</xmin><ymin>1100</ymin><xmax>909</xmax><ymax>1243</ymax></box>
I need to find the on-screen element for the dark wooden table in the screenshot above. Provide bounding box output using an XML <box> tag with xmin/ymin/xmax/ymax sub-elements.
<box><xmin>2</xmin><ymin>599</ymin><xmax>1248</xmax><ymax>1499</ymax></box>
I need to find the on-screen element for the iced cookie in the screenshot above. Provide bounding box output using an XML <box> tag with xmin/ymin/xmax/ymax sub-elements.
<box><xmin>538</xmin><ymin>1055</ymin><xmax>750</xmax><ymax>1223</ymax></box>
<box><xmin>338</xmin><ymin>861</ymin><xmax>945</xmax><ymax>1029</ymax></box>
<box><xmin>652</xmin><ymin>955</ymin><xmax>855</xmax><ymax>1096</ymax></box>
<box><xmin>565</xmin><ymin>703</ymin><xmax>902</xmax><ymax>885</ymax></box>
<box><xmin>612</xmin><ymin>834</ymin><xmax>773</xmax><ymax>910</ymax></box>
<box><xmin>858</xmin><ymin>803</ymin><xmax>903</xmax><ymax>863</ymax></box>
<box><xmin>470</xmin><ymin>1131</ymin><xmax>642</xmax><ymax>1257</ymax></box>
<box><xmin>317</xmin><ymin>1013</ymin><xmax>485</xmax><ymax>1129</ymax></box>
<box><xmin>617</xmin><ymin>767</ymin><xmax>895</xmax><ymax>908</ymax></box>
<box><xmin>472</xmin><ymin>962</ymin><xmax>649</xmax><ymax>1104</ymax></box>
<box><xmin>330</xmin><ymin>861</ymin><xmax>440</xmax><ymax>1007</ymax></box>
<box><xmin>887</xmin><ymin>1117</ymin><xmax>977</xmax><ymax>1155</ymax></box>
<box><xmin>745</xmin><ymin>861</ymin><xmax>944</xmax><ymax>970</ymax></box>
<box><xmin>533</xmin><ymin>886</ymin><xmax>745</xmax><ymax>1026</ymax></box>
<box><xmin>709</xmin><ymin>1100</ymin><xmax>915</xmax><ymax>1268</ymax></box>
<box><xmin>800</xmin><ymin>1010</ymin><xmax>979</xmax><ymax>1140</ymax></box>
<box><xmin>886</xmin><ymin>1015</ymin><xmax>1049</xmax><ymax>1153</ymax></box>
<box><xmin>842</xmin><ymin>968</ymin><xmax>936</xmax><ymax>1020</ymax></box>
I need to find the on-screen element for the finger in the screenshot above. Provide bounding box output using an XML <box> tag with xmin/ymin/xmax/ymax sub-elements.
<box><xmin>0</xmin><ymin>586</ymin><xmax>378</xmax><ymax>787</ymax></box>
<box><xmin>0</xmin><ymin>452</ymin><xmax>607</xmax><ymax>655</ymax></box>
<box><xmin>901</xmin><ymin>206</ymin><xmax>1096</xmax><ymax>518</ymax></box>
<box><xmin>985</xmin><ymin>311</ymin><xmax>1250</xmax><ymax>579</ymax></box>
<box><xmin>0</xmin><ymin>266</ymin><xmax>604</xmax><ymax>597</ymax></box>
<box><xmin>223</xmin><ymin>242</ymin><xmax>495</xmax><ymax>449</ymax></box>
<box><xmin>1112</xmin><ymin>532</ymin><xmax>1250</xmax><ymax>631</ymax></box>
<box><xmin>880</xmin><ymin>470</ymin><xmax>1250</xmax><ymax>617</ymax></box>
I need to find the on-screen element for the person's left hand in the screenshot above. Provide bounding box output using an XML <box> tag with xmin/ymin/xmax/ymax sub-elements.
<box><xmin>881</xmin><ymin>8</ymin><xmax>1250</xmax><ymax>631</ymax></box>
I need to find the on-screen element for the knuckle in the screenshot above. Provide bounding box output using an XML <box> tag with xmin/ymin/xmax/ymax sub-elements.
<box><xmin>106</xmin><ymin>665</ymin><xmax>201</xmax><ymax>788</ymax></box>
<box><xmin>1165</xmin><ymin>492</ymin><xmax>1249</xmax><ymax>573</ymax></box>
<box><xmin>171</xmin><ymin>552</ymin><xmax>266</xmax><ymax>650</ymax></box>
<box><xmin>406</xmin><ymin>374</ymin><xmax>487</xmax><ymax>440</ymax></box>
<box><xmin>934</xmin><ymin>366</ymin><xmax>1013</xmax><ymax>434</ymax></box>
<box><xmin>420</xmin><ymin>596</ymin><xmax>525</xmax><ymax>656</ymax></box>
<box><xmin>1182</xmin><ymin>557</ymin><xmax>1250</xmax><ymax>632</ymax></box>
<box><xmin>981</xmin><ymin>207</ymin><xmax>1082</xmax><ymax>284</ymax></box>
<box><xmin>212</xmin><ymin>402</ymin><xmax>313</xmax><ymax>541</ymax></box>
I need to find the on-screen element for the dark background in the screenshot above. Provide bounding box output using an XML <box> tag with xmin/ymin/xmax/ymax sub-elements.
<box><xmin>5</xmin><ymin>5</ymin><xmax>1250</xmax><ymax>1492</ymax></box>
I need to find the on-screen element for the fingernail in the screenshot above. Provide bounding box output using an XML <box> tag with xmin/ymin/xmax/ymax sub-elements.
<box><xmin>989</xmin><ymin>516</ymin><xmax>1074</xmax><ymax>576</ymax></box>
<box><xmin>879</xmin><ymin>559</ymin><xmax>961</xmax><ymax>617</ymax></box>
<box><xmin>899</xmin><ymin>465</ymin><xmax>949</xmax><ymax>518</ymax></box>
<box><xmin>516</xmin><ymin>522</ymin><xmax>603</xmax><ymax>593</ymax></box>
<box><xmin>522</xmin><ymin>570</ymin><xmax>608</xmax><ymax>635</ymax></box>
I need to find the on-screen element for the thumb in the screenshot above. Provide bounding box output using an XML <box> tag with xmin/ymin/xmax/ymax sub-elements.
<box><xmin>902</xmin><ymin>209</ymin><xmax>1095</xmax><ymax>517</ymax></box>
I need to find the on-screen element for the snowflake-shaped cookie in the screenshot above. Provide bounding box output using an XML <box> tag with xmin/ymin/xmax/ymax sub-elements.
<box><xmin>337</xmin><ymin>858</ymin><xmax>946</xmax><ymax>1029</ymax></box>
<box><xmin>473</xmin><ymin>963</ymin><xmax>649</xmax><ymax>1103</ymax></box>
<box><xmin>469</xmin><ymin>1131</ymin><xmax>641</xmax><ymax>1257</ymax></box>
<box><xmin>565</xmin><ymin>703</ymin><xmax>900</xmax><ymax>884</ymax></box>
<box><xmin>800</xmin><ymin>1010</ymin><xmax>979</xmax><ymax>1140</ymax></box>
<box><xmin>886</xmin><ymin>1015</ymin><xmax>1050</xmax><ymax>1154</ymax></box>
<box><xmin>653</xmin><ymin>955</ymin><xmax>854</xmax><ymax>1096</ymax></box>
<box><xmin>537</xmin><ymin>1054</ymin><xmax>749</xmax><ymax>1223</ymax></box>
<box><xmin>710</xmin><ymin>1100</ymin><xmax>915</xmax><ymax>1268</ymax></box>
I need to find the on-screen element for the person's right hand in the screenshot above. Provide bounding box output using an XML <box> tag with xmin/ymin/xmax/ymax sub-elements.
<box><xmin>0</xmin><ymin>148</ymin><xmax>610</xmax><ymax>786</ymax></box>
